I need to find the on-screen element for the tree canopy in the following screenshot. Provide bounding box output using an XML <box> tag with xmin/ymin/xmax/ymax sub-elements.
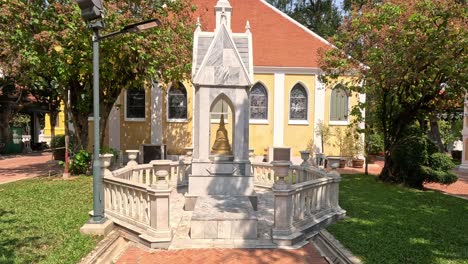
<box><xmin>321</xmin><ymin>0</ymin><xmax>467</xmax><ymax>187</ymax></box>
<box><xmin>268</xmin><ymin>0</ymin><xmax>342</xmax><ymax>38</ymax></box>
<box><xmin>0</xmin><ymin>0</ymin><xmax>195</xmax><ymax>150</ymax></box>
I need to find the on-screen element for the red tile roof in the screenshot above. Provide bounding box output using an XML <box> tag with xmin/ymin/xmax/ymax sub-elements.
<box><xmin>192</xmin><ymin>0</ymin><xmax>332</xmax><ymax>68</ymax></box>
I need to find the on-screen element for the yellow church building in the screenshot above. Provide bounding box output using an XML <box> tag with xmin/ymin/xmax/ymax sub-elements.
<box><xmin>81</xmin><ymin>0</ymin><xmax>363</xmax><ymax>162</ymax></box>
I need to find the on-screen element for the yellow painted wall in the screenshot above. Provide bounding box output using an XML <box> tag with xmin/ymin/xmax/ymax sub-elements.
<box><xmin>120</xmin><ymin>88</ymin><xmax>151</xmax><ymax>151</ymax></box>
<box><xmin>249</xmin><ymin>74</ymin><xmax>274</xmax><ymax>156</ymax></box>
<box><xmin>323</xmin><ymin>78</ymin><xmax>360</xmax><ymax>156</ymax></box>
<box><xmin>283</xmin><ymin>75</ymin><xmax>316</xmax><ymax>156</ymax></box>
<box><xmin>44</xmin><ymin>103</ymin><xmax>65</xmax><ymax>136</ymax></box>
<box><xmin>163</xmin><ymin>81</ymin><xmax>193</xmax><ymax>155</ymax></box>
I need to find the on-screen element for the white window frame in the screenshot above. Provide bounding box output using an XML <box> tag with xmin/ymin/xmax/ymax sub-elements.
<box><xmin>166</xmin><ymin>82</ymin><xmax>189</xmax><ymax>123</ymax></box>
<box><xmin>249</xmin><ymin>81</ymin><xmax>269</xmax><ymax>125</ymax></box>
<box><xmin>124</xmin><ymin>89</ymin><xmax>146</xmax><ymax>122</ymax></box>
<box><xmin>329</xmin><ymin>85</ymin><xmax>350</xmax><ymax>126</ymax></box>
<box><xmin>288</xmin><ymin>82</ymin><xmax>310</xmax><ymax>125</ymax></box>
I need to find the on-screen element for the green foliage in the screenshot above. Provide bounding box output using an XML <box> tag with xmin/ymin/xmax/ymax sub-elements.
<box><xmin>50</xmin><ymin>135</ymin><xmax>65</xmax><ymax>149</ymax></box>
<box><xmin>392</xmin><ymin>128</ymin><xmax>457</xmax><ymax>188</ymax></box>
<box><xmin>439</xmin><ymin>119</ymin><xmax>462</xmax><ymax>150</ymax></box>
<box><xmin>321</xmin><ymin>0</ymin><xmax>467</xmax><ymax>184</ymax></box>
<box><xmin>100</xmin><ymin>146</ymin><xmax>119</xmax><ymax>157</ymax></box>
<box><xmin>328</xmin><ymin>174</ymin><xmax>468</xmax><ymax>264</ymax></box>
<box><xmin>367</xmin><ymin>133</ymin><xmax>384</xmax><ymax>154</ymax></box>
<box><xmin>420</xmin><ymin>165</ymin><xmax>458</xmax><ymax>185</ymax></box>
<box><xmin>0</xmin><ymin>177</ymin><xmax>99</xmax><ymax>263</ymax></box>
<box><xmin>428</xmin><ymin>152</ymin><xmax>455</xmax><ymax>172</ymax></box>
<box><xmin>69</xmin><ymin>150</ymin><xmax>91</xmax><ymax>175</ymax></box>
<box><xmin>332</xmin><ymin>126</ymin><xmax>363</xmax><ymax>157</ymax></box>
<box><xmin>268</xmin><ymin>0</ymin><xmax>342</xmax><ymax>38</ymax></box>
<box><xmin>315</xmin><ymin>120</ymin><xmax>332</xmax><ymax>153</ymax></box>
<box><xmin>9</xmin><ymin>113</ymin><xmax>30</xmax><ymax>128</ymax></box>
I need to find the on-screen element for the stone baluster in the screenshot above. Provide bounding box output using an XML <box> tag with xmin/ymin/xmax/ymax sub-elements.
<box><xmin>125</xmin><ymin>150</ymin><xmax>139</xmax><ymax>167</ymax></box>
<box><xmin>327</xmin><ymin>164</ymin><xmax>344</xmax><ymax>215</ymax></box>
<box><xmin>272</xmin><ymin>161</ymin><xmax>295</xmax><ymax>242</ymax></box>
<box><xmin>300</xmin><ymin>150</ymin><xmax>310</xmax><ymax>182</ymax></box>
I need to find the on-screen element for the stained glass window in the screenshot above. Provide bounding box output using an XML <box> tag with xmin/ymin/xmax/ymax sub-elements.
<box><xmin>249</xmin><ymin>83</ymin><xmax>268</xmax><ymax>120</ymax></box>
<box><xmin>126</xmin><ymin>89</ymin><xmax>145</xmax><ymax>119</ymax></box>
<box><xmin>289</xmin><ymin>84</ymin><xmax>308</xmax><ymax>120</ymax></box>
<box><xmin>168</xmin><ymin>83</ymin><xmax>188</xmax><ymax>120</ymax></box>
<box><xmin>330</xmin><ymin>85</ymin><xmax>348</xmax><ymax>121</ymax></box>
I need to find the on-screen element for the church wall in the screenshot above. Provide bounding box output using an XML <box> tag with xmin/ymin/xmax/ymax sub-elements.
<box><xmin>323</xmin><ymin>77</ymin><xmax>361</xmax><ymax>156</ymax></box>
<box><xmin>283</xmin><ymin>74</ymin><xmax>316</xmax><ymax>156</ymax></box>
<box><xmin>119</xmin><ymin>88</ymin><xmax>151</xmax><ymax>151</ymax></box>
<box><xmin>163</xmin><ymin>81</ymin><xmax>193</xmax><ymax>155</ymax></box>
<box><xmin>249</xmin><ymin>74</ymin><xmax>275</xmax><ymax>156</ymax></box>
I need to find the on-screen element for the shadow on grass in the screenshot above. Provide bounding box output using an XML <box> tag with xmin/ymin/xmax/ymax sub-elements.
<box><xmin>328</xmin><ymin>174</ymin><xmax>468</xmax><ymax>264</ymax></box>
<box><xmin>0</xmin><ymin>209</ymin><xmax>45</xmax><ymax>264</ymax></box>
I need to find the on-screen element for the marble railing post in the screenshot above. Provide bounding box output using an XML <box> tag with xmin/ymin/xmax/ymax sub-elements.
<box><xmin>184</xmin><ymin>146</ymin><xmax>193</xmax><ymax>161</ymax></box>
<box><xmin>147</xmin><ymin>173</ymin><xmax>172</xmax><ymax>240</ymax></box>
<box><xmin>299</xmin><ymin>150</ymin><xmax>310</xmax><ymax>182</ymax></box>
<box><xmin>272</xmin><ymin>161</ymin><xmax>294</xmax><ymax>237</ymax></box>
<box><xmin>326</xmin><ymin>164</ymin><xmax>345</xmax><ymax>217</ymax></box>
<box><xmin>152</xmin><ymin>160</ymin><xmax>171</xmax><ymax>185</ymax></box>
<box><xmin>249</xmin><ymin>148</ymin><xmax>255</xmax><ymax>163</ymax></box>
<box><xmin>125</xmin><ymin>150</ymin><xmax>139</xmax><ymax>167</ymax></box>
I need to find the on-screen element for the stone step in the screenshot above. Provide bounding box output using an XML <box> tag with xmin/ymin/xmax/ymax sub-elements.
<box><xmin>190</xmin><ymin>196</ymin><xmax>258</xmax><ymax>239</ymax></box>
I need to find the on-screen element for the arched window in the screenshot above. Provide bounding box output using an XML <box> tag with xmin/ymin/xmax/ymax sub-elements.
<box><xmin>168</xmin><ymin>82</ymin><xmax>187</xmax><ymax>120</ymax></box>
<box><xmin>330</xmin><ymin>85</ymin><xmax>349</xmax><ymax>121</ymax></box>
<box><xmin>289</xmin><ymin>83</ymin><xmax>308</xmax><ymax>120</ymax></box>
<box><xmin>249</xmin><ymin>83</ymin><xmax>268</xmax><ymax>120</ymax></box>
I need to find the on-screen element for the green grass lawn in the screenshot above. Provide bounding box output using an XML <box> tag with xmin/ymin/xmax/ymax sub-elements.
<box><xmin>0</xmin><ymin>176</ymin><xmax>99</xmax><ymax>264</ymax></box>
<box><xmin>328</xmin><ymin>174</ymin><xmax>468</xmax><ymax>264</ymax></box>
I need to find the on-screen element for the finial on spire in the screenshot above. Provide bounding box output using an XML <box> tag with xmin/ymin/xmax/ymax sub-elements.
<box><xmin>245</xmin><ymin>20</ymin><xmax>251</xmax><ymax>32</ymax></box>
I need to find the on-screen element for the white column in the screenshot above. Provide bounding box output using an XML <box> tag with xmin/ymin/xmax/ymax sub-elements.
<box><xmin>151</xmin><ymin>81</ymin><xmax>163</xmax><ymax>145</ymax></box>
<box><xmin>108</xmin><ymin>95</ymin><xmax>121</xmax><ymax>150</ymax></box>
<box><xmin>313</xmin><ymin>76</ymin><xmax>326</xmax><ymax>153</ymax></box>
<box><xmin>273</xmin><ymin>73</ymin><xmax>285</xmax><ymax>146</ymax></box>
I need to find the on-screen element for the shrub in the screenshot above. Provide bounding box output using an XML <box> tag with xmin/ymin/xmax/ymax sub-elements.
<box><xmin>367</xmin><ymin>133</ymin><xmax>384</xmax><ymax>154</ymax></box>
<box><xmin>420</xmin><ymin>166</ymin><xmax>458</xmax><ymax>185</ymax></box>
<box><xmin>69</xmin><ymin>150</ymin><xmax>91</xmax><ymax>175</ymax></box>
<box><xmin>391</xmin><ymin>128</ymin><xmax>455</xmax><ymax>188</ymax></box>
<box><xmin>429</xmin><ymin>153</ymin><xmax>455</xmax><ymax>172</ymax></box>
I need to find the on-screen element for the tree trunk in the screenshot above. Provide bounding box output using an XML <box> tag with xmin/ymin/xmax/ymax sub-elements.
<box><xmin>68</xmin><ymin>79</ymin><xmax>91</xmax><ymax>151</ymax></box>
<box><xmin>379</xmin><ymin>150</ymin><xmax>396</xmax><ymax>182</ymax></box>
<box><xmin>99</xmin><ymin>103</ymin><xmax>113</xmax><ymax>149</ymax></box>
<box><xmin>429</xmin><ymin>115</ymin><xmax>445</xmax><ymax>152</ymax></box>
<box><xmin>0</xmin><ymin>103</ymin><xmax>12</xmax><ymax>153</ymax></box>
<box><xmin>50</xmin><ymin>111</ymin><xmax>57</xmax><ymax>140</ymax></box>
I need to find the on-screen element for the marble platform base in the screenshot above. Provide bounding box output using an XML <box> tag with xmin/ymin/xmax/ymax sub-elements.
<box><xmin>184</xmin><ymin>193</ymin><xmax>258</xmax><ymax>211</ymax></box>
<box><xmin>190</xmin><ymin>196</ymin><xmax>258</xmax><ymax>239</ymax></box>
<box><xmin>80</xmin><ymin>219</ymin><xmax>114</xmax><ymax>236</ymax></box>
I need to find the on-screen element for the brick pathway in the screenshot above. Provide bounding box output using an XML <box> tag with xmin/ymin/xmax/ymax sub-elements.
<box><xmin>337</xmin><ymin>160</ymin><xmax>468</xmax><ymax>199</ymax></box>
<box><xmin>117</xmin><ymin>242</ymin><xmax>327</xmax><ymax>264</ymax></box>
<box><xmin>0</xmin><ymin>153</ymin><xmax>62</xmax><ymax>184</ymax></box>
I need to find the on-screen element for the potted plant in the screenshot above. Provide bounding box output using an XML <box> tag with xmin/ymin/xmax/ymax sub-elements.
<box><xmin>367</xmin><ymin>133</ymin><xmax>384</xmax><ymax>164</ymax></box>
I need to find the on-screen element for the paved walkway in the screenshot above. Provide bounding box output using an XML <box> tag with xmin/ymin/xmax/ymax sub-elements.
<box><xmin>337</xmin><ymin>160</ymin><xmax>468</xmax><ymax>199</ymax></box>
<box><xmin>0</xmin><ymin>153</ymin><xmax>62</xmax><ymax>184</ymax></box>
<box><xmin>117</xmin><ymin>242</ymin><xmax>327</xmax><ymax>264</ymax></box>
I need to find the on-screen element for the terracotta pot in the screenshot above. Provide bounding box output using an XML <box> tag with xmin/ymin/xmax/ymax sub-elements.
<box><xmin>339</xmin><ymin>159</ymin><xmax>346</xmax><ymax>168</ymax></box>
<box><xmin>352</xmin><ymin>159</ymin><xmax>364</xmax><ymax>168</ymax></box>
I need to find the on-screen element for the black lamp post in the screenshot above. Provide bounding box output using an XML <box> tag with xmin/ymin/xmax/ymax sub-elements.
<box><xmin>75</xmin><ymin>0</ymin><xmax>160</xmax><ymax>224</ymax></box>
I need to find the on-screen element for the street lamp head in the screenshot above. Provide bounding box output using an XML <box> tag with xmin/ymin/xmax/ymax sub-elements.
<box><xmin>76</xmin><ymin>0</ymin><xmax>103</xmax><ymax>21</ymax></box>
<box><xmin>121</xmin><ymin>19</ymin><xmax>161</xmax><ymax>33</ymax></box>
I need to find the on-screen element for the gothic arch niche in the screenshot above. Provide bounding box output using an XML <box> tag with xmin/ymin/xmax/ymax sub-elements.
<box><xmin>209</xmin><ymin>94</ymin><xmax>235</xmax><ymax>158</ymax></box>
